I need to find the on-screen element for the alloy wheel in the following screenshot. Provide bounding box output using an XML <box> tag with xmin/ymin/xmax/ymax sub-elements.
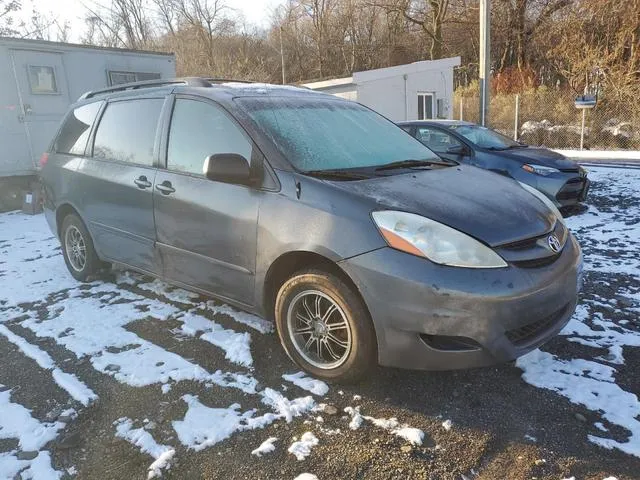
<box><xmin>64</xmin><ymin>225</ymin><xmax>87</xmax><ymax>272</ymax></box>
<box><xmin>286</xmin><ymin>290</ymin><xmax>352</xmax><ymax>369</ymax></box>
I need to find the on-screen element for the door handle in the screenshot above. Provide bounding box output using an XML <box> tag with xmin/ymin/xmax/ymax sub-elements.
<box><xmin>134</xmin><ymin>176</ymin><xmax>152</xmax><ymax>189</ymax></box>
<box><xmin>156</xmin><ymin>181</ymin><xmax>175</xmax><ymax>195</ymax></box>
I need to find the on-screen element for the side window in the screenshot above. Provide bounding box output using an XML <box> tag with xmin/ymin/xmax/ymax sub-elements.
<box><xmin>93</xmin><ymin>98</ymin><xmax>164</xmax><ymax>166</ymax></box>
<box><xmin>416</xmin><ymin>127</ymin><xmax>462</xmax><ymax>153</ymax></box>
<box><xmin>167</xmin><ymin>99</ymin><xmax>252</xmax><ymax>175</ymax></box>
<box><xmin>55</xmin><ymin>102</ymin><xmax>103</xmax><ymax>155</ymax></box>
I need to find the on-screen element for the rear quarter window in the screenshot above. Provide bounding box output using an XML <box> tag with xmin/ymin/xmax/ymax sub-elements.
<box><xmin>54</xmin><ymin>102</ymin><xmax>103</xmax><ymax>155</ymax></box>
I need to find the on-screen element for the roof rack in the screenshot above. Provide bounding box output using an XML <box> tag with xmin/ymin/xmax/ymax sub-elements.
<box><xmin>78</xmin><ymin>77</ymin><xmax>257</xmax><ymax>100</ymax></box>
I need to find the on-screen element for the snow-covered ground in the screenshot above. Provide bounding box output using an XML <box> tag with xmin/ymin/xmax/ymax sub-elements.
<box><xmin>517</xmin><ymin>166</ymin><xmax>640</xmax><ymax>457</ymax></box>
<box><xmin>0</xmin><ymin>166</ymin><xmax>639</xmax><ymax>478</ymax></box>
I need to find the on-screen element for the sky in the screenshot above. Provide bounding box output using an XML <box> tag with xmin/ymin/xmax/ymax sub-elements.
<box><xmin>25</xmin><ymin>0</ymin><xmax>283</xmax><ymax>42</ymax></box>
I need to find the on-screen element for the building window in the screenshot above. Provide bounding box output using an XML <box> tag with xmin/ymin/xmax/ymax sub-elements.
<box><xmin>28</xmin><ymin>65</ymin><xmax>58</xmax><ymax>94</ymax></box>
<box><xmin>417</xmin><ymin>93</ymin><xmax>434</xmax><ymax>120</ymax></box>
<box><xmin>108</xmin><ymin>70</ymin><xmax>162</xmax><ymax>86</ymax></box>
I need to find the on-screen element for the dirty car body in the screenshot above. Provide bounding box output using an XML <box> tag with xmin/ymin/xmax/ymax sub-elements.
<box><xmin>40</xmin><ymin>79</ymin><xmax>582</xmax><ymax>379</ymax></box>
<box><xmin>399</xmin><ymin>120</ymin><xmax>590</xmax><ymax>209</ymax></box>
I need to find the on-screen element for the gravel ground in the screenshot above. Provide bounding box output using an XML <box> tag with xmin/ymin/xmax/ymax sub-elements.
<box><xmin>1</xmin><ymin>166</ymin><xmax>639</xmax><ymax>480</ymax></box>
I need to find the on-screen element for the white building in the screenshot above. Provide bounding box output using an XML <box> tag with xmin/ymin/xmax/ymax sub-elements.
<box><xmin>303</xmin><ymin>57</ymin><xmax>461</xmax><ymax>123</ymax></box>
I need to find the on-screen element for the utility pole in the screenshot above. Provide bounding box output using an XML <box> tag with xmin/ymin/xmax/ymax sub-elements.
<box><xmin>479</xmin><ymin>0</ymin><xmax>490</xmax><ymax>126</ymax></box>
<box><xmin>279</xmin><ymin>26</ymin><xmax>286</xmax><ymax>85</ymax></box>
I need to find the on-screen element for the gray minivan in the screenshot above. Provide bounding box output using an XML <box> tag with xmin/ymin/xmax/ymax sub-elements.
<box><xmin>40</xmin><ymin>78</ymin><xmax>583</xmax><ymax>382</ymax></box>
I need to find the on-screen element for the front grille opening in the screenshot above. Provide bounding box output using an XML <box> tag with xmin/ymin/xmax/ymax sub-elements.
<box><xmin>505</xmin><ymin>303</ymin><xmax>571</xmax><ymax>347</ymax></box>
<box><xmin>512</xmin><ymin>253</ymin><xmax>560</xmax><ymax>268</ymax></box>
<box><xmin>557</xmin><ymin>178</ymin><xmax>585</xmax><ymax>200</ymax></box>
<box><xmin>420</xmin><ymin>334</ymin><xmax>482</xmax><ymax>352</ymax></box>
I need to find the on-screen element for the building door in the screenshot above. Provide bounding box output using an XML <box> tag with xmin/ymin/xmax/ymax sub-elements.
<box><xmin>417</xmin><ymin>92</ymin><xmax>435</xmax><ymax>120</ymax></box>
<box><xmin>9</xmin><ymin>49</ymin><xmax>71</xmax><ymax>170</ymax></box>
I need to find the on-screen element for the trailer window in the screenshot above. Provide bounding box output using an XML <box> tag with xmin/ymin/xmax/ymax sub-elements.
<box><xmin>54</xmin><ymin>102</ymin><xmax>103</xmax><ymax>155</ymax></box>
<box><xmin>108</xmin><ymin>71</ymin><xmax>161</xmax><ymax>86</ymax></box>
<box><xmin>28</xmin><ymin>66</ymin><xmax>58</xmax><ymax>94</ymax></box>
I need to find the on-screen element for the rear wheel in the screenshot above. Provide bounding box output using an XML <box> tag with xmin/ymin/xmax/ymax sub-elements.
<box><xmin>275</xmin><ymin>269</ymin><xmax>376</xmax><ymax>383</ymax></box>
<box><xmin>61</xmin><ymin>214</ymin><xmax>101</xmax><ymax>281</ymax></box>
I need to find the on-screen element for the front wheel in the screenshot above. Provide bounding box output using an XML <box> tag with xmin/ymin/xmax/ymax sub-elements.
<box><xmin>60</xmin><ymin>213</ymin><xmax>101</xmax><ymax>281</ymax></box>
<box><xmin>275</xmin><ymin>269</ymin><xmax>377</xmax><ymax>383</ymax></box>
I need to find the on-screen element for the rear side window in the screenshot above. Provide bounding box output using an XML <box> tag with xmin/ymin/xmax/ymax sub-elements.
<box><xmin>167</xmin><ymin>99</ymin><xmax>252</xmax><ymax>175</ymax></box>
<box><xmin>93</xmin><ymin>98</ymin><xmax>164</xmax><ymax>166</ymax></box>
<box><xmin>55</xmin><ymin>102</ymin><xmax>102</xmax><ymax>155</ymax></box>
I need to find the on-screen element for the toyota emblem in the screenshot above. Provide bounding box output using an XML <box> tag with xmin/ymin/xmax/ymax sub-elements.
<box><xmin>547</xmin><ymin>234</ymin><xmax>562</xmax><ymax>253</ymax></box>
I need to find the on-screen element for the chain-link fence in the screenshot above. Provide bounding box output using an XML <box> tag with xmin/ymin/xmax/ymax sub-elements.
<box><xmin>454</xmin><ymin>88</ymin><xmax>640</xmax><ymax>150</ymax></box>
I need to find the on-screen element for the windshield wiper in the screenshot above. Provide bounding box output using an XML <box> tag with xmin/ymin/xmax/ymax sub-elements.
<box><xmin>375</xmin><ymin>159</ymin><xmax>452</xmax><ymax>171</ymax></box>
<box><xmin>304</xmin><ymin>169</ymin><xmax>370</xmax><ymax>180</ymax></box>
<box><xmin>484</xmin><ymin>146</ymin><xmax>509</xmax><ymax>151</ymax></box>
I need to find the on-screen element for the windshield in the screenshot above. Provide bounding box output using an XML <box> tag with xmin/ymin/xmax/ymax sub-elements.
<box><xmin>237</xmin><ymin>97</ymin><xmax>441</xmax><ymax>171</ymax></box>
<box><xmin>449</xmin><ymin>125</ymin><xmax>523</xmax><ymax>149</ymax></box>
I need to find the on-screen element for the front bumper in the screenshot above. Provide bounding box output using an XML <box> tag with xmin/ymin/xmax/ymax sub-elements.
<box><xmin>533</xmin><ymin>172</ymin><xmax>590</xmax><ymax>207</ymax></box>
<box><xmin>340</xmin><ymin>234</ymin><xmax>582</xmax><ymax>370</ymax></box>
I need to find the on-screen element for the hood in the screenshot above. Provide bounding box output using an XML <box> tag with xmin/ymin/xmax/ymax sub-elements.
<box><xmin>328</xmin><ymin>165</ymin><xmax>555</xmax><ymax>247</ymax></box>
<box><xmin>495</xmin><ymin>147</ymin><xmax>579</xmax><ymax>170</ymax></box>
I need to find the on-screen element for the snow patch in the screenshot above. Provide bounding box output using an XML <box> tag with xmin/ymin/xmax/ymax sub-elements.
<box><xmin>115</xmin><ymin>418</ymin><xmax>175</xmax><ymax>478</ymax></box>
<box><xmin>518</xmin><ymin>349</ymin><xmax>640</xmax><ymax>457</ymax></box>
<box><xmin>251</xmin><ymin>437</ymin><xmax>278</xmax><ymax>456</ymax></box>
<box><xmin>0</xmin><ymin>389</ymin><xmax>64</xmax><ymax>479</ymax></box>
<box><xmin>179</xmin><ymin>311</ymin><xmax>253</xmax><ymax>367</ymax></box>
<box><xmin>288</xmin><ymin>432</ymin><xmax>319</xmax><ymax>460</ymax></box>
<box><xmin>282</xmin><ymin>372</ymin><xmax>329</xmax><ymax>396</ymax></box>
<box><xmin>0</xmin><ymin>324</ymin><xmax>97</xmax><ymax>406</ymax></box>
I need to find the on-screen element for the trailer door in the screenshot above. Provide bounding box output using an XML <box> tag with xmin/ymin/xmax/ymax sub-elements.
<box><xmin>9</xmin><ymin>49</ymin><xmax>71</xmax><ymax>171</ymax></box>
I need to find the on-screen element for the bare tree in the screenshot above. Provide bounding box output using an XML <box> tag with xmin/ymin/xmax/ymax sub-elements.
<box><xmin>0</xmin><ymin>0</ymin><xmax>21</xmax><ymax>36</ymax></box>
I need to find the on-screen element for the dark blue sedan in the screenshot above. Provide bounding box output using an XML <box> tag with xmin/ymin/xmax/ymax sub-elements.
<box><xmin>398</xmin><ymin>120</ymin><xmax>590</xmax><ymax>209</ymax></box>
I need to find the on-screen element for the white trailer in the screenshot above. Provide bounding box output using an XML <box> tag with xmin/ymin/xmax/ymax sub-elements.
<box><xmin>0</xmin><ymin>37</ymin><xmax>175</xmax><ymax>209</ymax></box>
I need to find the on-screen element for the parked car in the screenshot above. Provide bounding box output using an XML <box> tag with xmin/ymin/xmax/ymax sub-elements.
<box><xmin>398</xmin><ymin>120</ymin><xmax>590</xmax><ymax>210</ymax></box>
<box><xmin>40</xmin><ymin>78</ymin><xmax>583</xmax><ymax>382</ymax></box>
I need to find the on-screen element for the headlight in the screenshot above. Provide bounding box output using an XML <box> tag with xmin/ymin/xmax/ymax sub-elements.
<box><xmin>522</xmin><ymin>164</ymin><xmax>559</xmax><ymax>176</ymax></box>
<box><xmin>371</xmin><ymin>211</ymin><xmax>507</xmax><ymax>268</ymax></box>
<box><xmin>518</xmin><ymin>182</ymin><xmax>565</xmax><ymax>226</ymax></box>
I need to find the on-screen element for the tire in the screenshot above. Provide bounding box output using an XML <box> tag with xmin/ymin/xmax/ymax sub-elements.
<box><xmin>275</xmin><ymin>269</ymin><xmax>377</xmax><ymax>383</ymax></box>
<box><xmin>60</xmin><ymin>213</ymin><xmax>101</xmax><ymax>282</ymax></box>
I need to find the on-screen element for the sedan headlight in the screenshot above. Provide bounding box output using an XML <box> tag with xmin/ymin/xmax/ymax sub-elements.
<box><xmin>371</xmin><ymin>211</ymin><xmax>507</xmax><ymax>268</ymax></box>
<box><xmin>522</xmin><ymin>164</ymin><xmax>559</xmax><ymax>176</ymax></box>
<box><xmin>518</xmin><ymin>182</ymin><xmax>565</xmax><ymax>226</ymax></box>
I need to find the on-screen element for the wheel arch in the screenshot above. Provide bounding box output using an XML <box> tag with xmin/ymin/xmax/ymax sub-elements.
<box><xmin>262</xmin><ymin>251</ymin><xmax>378</xmax><ymax>348</ymax></box>
<box><xmin>55</xmin><ymin>203</ymin><xmax>103</xmax><ymax>260</ymax></box>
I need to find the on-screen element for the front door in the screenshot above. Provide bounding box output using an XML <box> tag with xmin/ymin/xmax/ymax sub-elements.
<box><xmin>9</xmin><ymin>49</ymin><xmax>71</xmax><ymax>169</ymax></box>
<box><xmin>154</xmin><ymin>96</ymin><xmax>259</xmax><ymax>305</ymax></box>
<box><xmin>78</xmin><ymin>96</ymin><xmax>166</xmax><ymax>274</ymax></box>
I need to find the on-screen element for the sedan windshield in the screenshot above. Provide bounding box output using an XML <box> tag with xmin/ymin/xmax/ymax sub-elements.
<box><xmin>237</xmin><ymin>96</ymin><xmax>441</xmax><ymax>172</ymax></box>
<box><xmin>449</xmin><ymin>125</ymin><xmax>524</xmax><ymax>150</ymax></box>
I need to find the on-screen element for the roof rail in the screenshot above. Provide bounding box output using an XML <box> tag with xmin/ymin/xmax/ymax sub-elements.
<box><xmin>78</xmin><ymin>77</ymin><xmax>214</xmax><ymax>101</ymax></box>
<box><xmin>203</xmin><ymin>78</ymin><xmax>256</xmax><ymax>84</ymax></box>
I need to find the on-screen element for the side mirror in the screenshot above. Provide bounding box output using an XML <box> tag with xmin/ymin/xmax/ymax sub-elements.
<box><xmin>446</xmin><ymin>144</ymin><xmax>467</xmax><ymax>155</ymax></box>
<box><xmin>203</xmin><ymin>153</ymin><xmax>252</xmax><ymax>185</ymax></box>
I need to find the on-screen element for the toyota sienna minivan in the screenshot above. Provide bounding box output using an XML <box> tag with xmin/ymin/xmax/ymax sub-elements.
<box><xmin>40</xmin><ymin>78</ymin><xmax>583</xmax><ymax>382</ymax></box>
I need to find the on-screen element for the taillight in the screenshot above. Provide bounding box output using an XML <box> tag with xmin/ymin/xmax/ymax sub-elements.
<box><xmin>39</xmin><ymin>152</ymin><xmax>49</xmax><ymax>168</ymax></box>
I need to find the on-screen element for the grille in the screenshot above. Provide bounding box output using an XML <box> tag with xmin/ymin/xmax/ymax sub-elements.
<box><xmin>512</xmin><ymin>253</ymin><xmax>560</xmax><ymax>268</ymax></box>
<box><xmin>505</xmin><ymin>303</ymin><xmax>571</xmax><ymax>347</ymax></box>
